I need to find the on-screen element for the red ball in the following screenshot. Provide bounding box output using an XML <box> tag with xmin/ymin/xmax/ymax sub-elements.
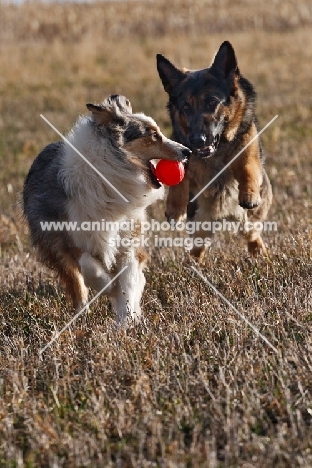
<box><xmin>154</xmin><ymin>160</ymin><xmax>185</xmax><ymax>186</ymax></box>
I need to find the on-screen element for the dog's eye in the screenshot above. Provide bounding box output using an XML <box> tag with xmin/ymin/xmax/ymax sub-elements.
<box><xmin>151</xmin><ymin>131</ymin><xmax>159</xmax><ymax>141</ymax></box>
<box><xmin>182</xmin><ymin>102</ymin><xmax>190</xmax><ymax>112</ymax></box>
<box><xmin>206</xmin><ymin>98</ymin><xmax>218</xmax><ymax>109</ymax></box>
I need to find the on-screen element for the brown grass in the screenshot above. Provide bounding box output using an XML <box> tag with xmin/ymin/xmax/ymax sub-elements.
<box><xmin>0</xmin><ymin>1</ymin><xmax>312</xmax><ymax>466</ymax></box>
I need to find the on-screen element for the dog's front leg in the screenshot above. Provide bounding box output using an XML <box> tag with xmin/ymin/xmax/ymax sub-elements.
<box><xmin>232</xmin><ymin>124</ymin><xmax>263</xmax><ymax>210</ymax></box>
<box><xmin>165</xmin><ymin>173</ymin><xmax>190</xmax><ymax>222</ymax></box>
<box><xmin>79</xmin><ymin>252</ymin><xmax>113</xmax><ymax>294</ymax></box>
<box><xmin>111</xmin><ymin>252</ymin><xmax>142</xmax><ymax>325</ymax></box>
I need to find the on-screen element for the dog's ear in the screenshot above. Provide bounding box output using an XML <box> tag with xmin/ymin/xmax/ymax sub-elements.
<box><xmin>156</xmin><ymin>54</ymin><xmax>186</xmax><ymax>94</ymax></box>
<box><xmin>104</xmin><ymin>95</ymin><xmax>132</xmax><ymax>115</ymax></box>
<box><xmin>86</xmin><ymin>103</ymin><xmax>114</xmax><ymax>125</ymax></box>
<box><xmin>116</xmin><ymin>95</ymin><xmax>132</xmax><ymax>115</ymax></box>
<box><xmin>210</xmin><ymin>41</ymin><xmax>240</xmax><ymax>78</ymax></box>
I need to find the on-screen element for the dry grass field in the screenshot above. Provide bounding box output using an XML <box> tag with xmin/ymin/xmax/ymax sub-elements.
<box><xmin>0</xmin><ymin>0</ymin><xmax>311</xmax><ymax>466</ymax></box>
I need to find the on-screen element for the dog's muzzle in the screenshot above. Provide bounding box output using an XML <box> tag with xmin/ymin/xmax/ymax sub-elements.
<box><xmin>196</xmin><ymin>134</ymin><xmax>221</xmax><ymax>158</ymax></box>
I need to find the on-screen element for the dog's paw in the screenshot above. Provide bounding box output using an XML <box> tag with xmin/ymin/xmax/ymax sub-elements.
<box><xmin>248</xmin><ymin>237</ymin><xmax>268</xmax><ymax>257</ymax></box>
<box><xmin>189</xmin><ymin>245</ymin><xmax>207</xmax><ymax>262</ymax></box>
<box><xmin>239</xmin><ymin>192</ymin><xmax>261</xmax><ymax>210</ymax></box>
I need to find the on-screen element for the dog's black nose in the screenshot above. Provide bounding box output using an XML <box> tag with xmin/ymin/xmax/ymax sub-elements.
<box><xmin>189</xmin><ymin>134</ymin><xmax>206</xmax><ymax>148</ymax></box>
<box><xmin>182</xmin><ymin>147</ymin><xmax>192</xmax><ymax>158</ymax></box>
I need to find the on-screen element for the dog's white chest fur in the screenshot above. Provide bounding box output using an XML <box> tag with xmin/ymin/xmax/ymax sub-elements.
<box><xmin>59</xmin><ymin>117</ymin><xmax>164</xmax><ymax>270</ymax></box>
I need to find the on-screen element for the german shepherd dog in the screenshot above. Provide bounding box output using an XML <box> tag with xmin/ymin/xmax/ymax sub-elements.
<box><xmin>23</xmin><ymin>94</ymin><xmax>190</xmax><ymax>324</ymax></box>
<box><xmin>157</xmin><ymin>41</ymin><xmax>272</xmax><ymax>259</ymax></box>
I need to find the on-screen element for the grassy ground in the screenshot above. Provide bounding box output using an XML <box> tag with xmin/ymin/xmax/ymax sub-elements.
<box><xmin>0</xmin><ymin>1</ymin><xmax>312</xmax><ymax>466</ymax></box>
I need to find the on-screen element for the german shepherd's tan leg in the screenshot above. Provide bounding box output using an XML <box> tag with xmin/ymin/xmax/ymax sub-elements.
<box><xmin>245</xmin><ymin>170</ymin><xmax>273</xmax><ymax>256</ymax></box>
<box><xmin>132</xmin><ymin>248</ymin><xmax>148</xmax><ymax>315</ymax></box>
<box><xmin>188</xmin><ymin>206</ymin><xmax>213</xmax><ymax>261</ymax></box>
<box><xmin>190</xmin><ymin>242</ymin><xmax>208</xmax><ymax>261</ymax></box>
<box><xmin>231</xmin><ymin>123</ymin><xmax>263</xmax><ymax>210</ymax></box>
<box><xmin>165</xmin><ymin>175</ymin><xmax>190</xmax><ymax>222</ymax></box>
<box><xmin>246</xmin><ymin>232</ymin><xmax>267</xmax><ymax>256</ymax></box>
